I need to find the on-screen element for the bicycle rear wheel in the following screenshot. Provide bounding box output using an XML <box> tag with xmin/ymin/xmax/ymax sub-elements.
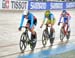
<box><xmin>30</xmin><ymin>41</ymin><xmax>36</xmax><ymax>51</ymax></box>
<box><xmin>19</xmin><ymin>32</ymin><xmax>27</xmax><ymax>53</ymax></box>
<box><xmin>50</xmin><ymin>31</ymin><xmax>55</xmax><ymax>46</ymax></box>
<box><xmin>66</xmin><ymin>31</ymin><xmax>70</xmax><ymax>40</ymax></box>
<box><xmin>30</xmin><ymin>32</ymin><xmax>37</xmax><ymax>51</ymax></box>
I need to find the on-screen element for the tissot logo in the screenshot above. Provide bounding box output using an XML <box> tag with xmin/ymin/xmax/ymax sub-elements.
<box><xmin>2</xmin><ymin>0</ymin><xmax>9</xmax><ymax>8</ymax></box>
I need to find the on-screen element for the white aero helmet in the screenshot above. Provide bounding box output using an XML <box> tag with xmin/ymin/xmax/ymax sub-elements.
<box><xmin>23</xmin><ymin>10</ymin><xmax>28</xmax><ymax>15</ymax></box>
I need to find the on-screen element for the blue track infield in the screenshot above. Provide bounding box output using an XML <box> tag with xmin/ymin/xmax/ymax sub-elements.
<box><xmin>18</xmin><ymin>42</ymin><xmax>75</xmax><ymax>58</ymax></box>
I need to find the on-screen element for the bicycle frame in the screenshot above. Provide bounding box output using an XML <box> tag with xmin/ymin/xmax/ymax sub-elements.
<box><xmin>20</xmin><ymin>26</ymin><xmax>37</xmax><ymax>51</ymax></box>
<box><xmin>42</xmin><ymin>24</ymin><xmax>55</xmax><ymax>46</ymax></box>
<box><xmin>60</xmin><ymin>22</ymin><xmax>68</xmax><ymax>35</ymax></box>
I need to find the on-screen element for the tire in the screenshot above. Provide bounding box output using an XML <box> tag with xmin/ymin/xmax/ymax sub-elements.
<box><xmin>66</xmin><ymin>31</ymin><xmax>70</xmax><ymax>40</ymax></box>
<box><xmin>50</xmin><ymin>38</ymin><xmax>54</xmax><ymax>46</ymax></box>
<box><xmin>30</xmin><ymin>41</ymin><xmax>36</xmax><ymax>51</ymax></box>
<box><xmin>30</xmin><ymin>32</ymin><xmax>37</xmax><ymax>50</ymax></box>
<box><xmin>50</xmin><ymin>31</ymin><xmax>55</xmax><ymax>45</ymax></box>
<box><xmin>19</xmin><ymin>32</ymin><xmax>28</xmax><ymax>53</ymax></box>
<box><xmin>60</xmin><ymin>29</ymin><xmax>65</xmax><ymax>41</ymax></box>
<box><xmin>42</xmin><ymin>30</ymin><xmax>48</xmax><ymax>47</ymax></box>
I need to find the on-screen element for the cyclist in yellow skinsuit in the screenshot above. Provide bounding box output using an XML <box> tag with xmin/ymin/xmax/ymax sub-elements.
<box><xmin>40</xmin><ymin>10</ymin><xmax>56</xmax><ymax>46</ymax></box>
<box><xmin>40</xmin><ymin>10</ymin><xmax>55</xmax><ymax>32</ymax></box>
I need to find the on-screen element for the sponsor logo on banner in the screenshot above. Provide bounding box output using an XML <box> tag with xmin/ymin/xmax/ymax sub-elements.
<box><xmin>50</xmin><ymin>2</ymin><xmax>63</xmax><ymax>10</ymax></box>
<box><xmin>66</xmin><ymin>2</ymin><xmax>75</xmax><ymax>8</ymax></box>
<box><xmin>2</xmin><ymin>0</ymin><xmax>9</xmax><ymax>8</ymax></box>
<box><xmin>29</xmin><ymin>2</ymin><xmax>46</xmax><ymax>10</ymax></box>
<box><xmin>11</xmin><ymin>1</ymin><xmax>28</xmax><ymax>10</ymax></box>
<box><xmin>1</xmin><ymin>1</ymin><xmax>75</xmax><ymax>10</ymax></box>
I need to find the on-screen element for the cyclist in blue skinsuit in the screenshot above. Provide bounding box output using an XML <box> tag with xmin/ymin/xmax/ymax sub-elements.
<box><xmin>18</xmin><ymin>10</ymin><xmax>37</xmax><ymax>40</ymax></box>
<box><xmin>58</xmin><ymin>10</ymin><xmax>71</xmax><ymax>35</ymax></box>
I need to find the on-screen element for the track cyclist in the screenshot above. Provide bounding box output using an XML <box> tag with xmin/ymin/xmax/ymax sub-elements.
<box><xmin>18</xmin><ymin>10</ymin><xmax>37</xmax><ymax>42</ymax></box>
<box><xmin>40</xmin><ymin>10</ymin><xmax>56</xmax><ymax>46</ymax></box>
<box><xmin>58</xmin><ymin>10</ymin><xmax>71</xmax><ymax>35</ymax></box>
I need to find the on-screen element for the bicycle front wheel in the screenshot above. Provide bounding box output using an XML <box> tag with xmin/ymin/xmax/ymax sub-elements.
<box><xmin>19</xmin><ymin>32</ymin><xmax>27</xmax><ymax>53</ymax></box>
<box><xmin>42</xmin><ymin>30</ymin><xmax>48</xmax><ymax>47</ymax></box>
<box><xmin>60</xmin><ymin>29</ymin><xmax>65</xmax><ymax>41</ymax></box>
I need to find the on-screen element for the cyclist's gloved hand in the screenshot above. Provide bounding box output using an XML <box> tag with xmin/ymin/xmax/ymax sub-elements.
<box><xmin>58</xmin><ymin>22</ymin><xmax>60</xmax><ymax>25</ymax></box>
<box><xmin>40</xmin><ymin>24</ymin><xmax>43</xmax><ymax>28</ymax></box>
<box><xmin>40</xmin><ymin>25</ymin><xmax>42</xmax><ymax>28</ymax></box>
<box><xmin>30</xmin><ymin>26</ymin><xmax>32</xmax><ymax>30</ymax></box>
<box><xmin>18</xmin><ymin>27</ymin><xmax>22</xmax><ymax>31</ymax></box>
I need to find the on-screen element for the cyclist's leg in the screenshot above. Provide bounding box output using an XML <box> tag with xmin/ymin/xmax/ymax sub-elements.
<box><xmin>49</xmin><ymin>20</ymin><xmax>55</xmax><ymax>46</ymax></box>
<box><xmin>34</xmin><ymin>18</ymin><xmax>37</xmax><ymax>25</ymax></box>
<box><xmin>25</xmin><ymin>23</ymin><xmax>31</xmax><ymax>40</ymax></box>
<box><xmin>31</xmin><ymin>18</ymin><xmax>37</xmax><ymax>36</ymax></box>
<box><xmin>65</xmin><ymin>22</ymin><xmax>70</xmax><ymax>36</ymax></box>
<box><xmin>66</xmin><ymin>21</ymin><xmax>70</xmax><ymax>40</ymax></box>
<box><xmin>47</xmin><ymin>19</ymin><xmax>55</xmax><ymax>38</ymax></box>
<box><xmin>27</xmin><ymin>19</ymin><xmax>36</xmax><ymax>35</ymax></box>
<box><xmin>64</xmin><ymin>22</ymin><xmax>70</xmax><ymax>35</ymax></box>
<box><xmin>45</xmin><ymin>20</ymin><xmax>49</xmax><ymax>35</ymax></box>
<box><xmin>29</xmin><ymin>26</ymin><xmax>37</xmax><ymax>50</ymax></box>
<box><xmin>30</xmin><ymin>28</ymin><xmax>37</xmax><ymax>43</ymax></box>
<box><xmin>51</xmin><ymin>25</ymin><xmax>55</xmax><ymax>32</ymax></box>
<box><xmin>25</xmin><ymin>20</ymin><xmax>31</xmax><ymax>41</ymax></box>
<box><xmin>67</xmin><ymin>23</ymin><xmax>70</xmax><ymax>31</ymax></box>
<box><xmin>50</xmin><ymin>20</ymin><xmax>55</xmax><ymax>33</ymax></box>
<box><xmin>63</xmin><ymin>19</ymin><xmax>69</xmax><ymax>35</ymax></box>
<box><xmin>66</xmin><ymin>19</ymin><xmax>70</xmax><ymax>32</ymax></box>
<box><xmin>29</xmin><ymin>18</ymin><xmax>37</xmax><ymax>40</ymax></box>
<box><xmin>61</xmin><ymin>23</ymin><xmax>66</xmax><ymax>34</ymax></box>
<box><xmin>50</xmin><ymin>23</ymin><xmax>55</xmax><ymax>39</ymax></box>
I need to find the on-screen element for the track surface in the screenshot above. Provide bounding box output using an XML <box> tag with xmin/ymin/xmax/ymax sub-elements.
<box><xmin>0</xmin><ymin>10</ymin><xmax>75</xmax><ymax>58</ymax></box>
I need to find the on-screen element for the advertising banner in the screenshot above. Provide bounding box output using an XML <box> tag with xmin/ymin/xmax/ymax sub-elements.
<box><xmin>0</xmin><ymin>0</ymin><xmax>2</xmax><ymax>9</ymax></box>
<box><xmin>28</xmin><ymin>2</ymin><xmax>64</xmax><ymax>10</ymax></box>
<box><xmin>28</xmin><ymin>2</ymin><xmax>47</xmax><ymax>10</ymax></box>
<box><xmin>66</xmin><ymin>2</ymin><xmax>75</xmax><ymax>9</ymax></box>
<box><xmin>11</xmin><ymin>0</ymin><xmax>28</xmax><ymax>10</ymax></box>
<box><xmin>28</xmin><ymin>2</ymin><xmax>75</xmax><ymax>10</ymax></box>
<box><xmin>50</xmin><ymin>2</ymin><xmax>63</xmax><ymax>10</ymax></box>
<box><xmin>2</xmin><ymin>0</ymin><xmax>10</xmax><ymax>9</ymax></box>
<box><xmin>0</xmin><ymin>0</ymin><xmax>28</xmax><ymax>10</ymax></box>
<box><xmin>0</xmin><ymin>0</ymin><xmax>75</xmax><ymax>10</ymax></box>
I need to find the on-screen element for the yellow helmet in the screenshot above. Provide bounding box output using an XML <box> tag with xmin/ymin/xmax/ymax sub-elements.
<box><xmin>45</xmin><ymin>10</ymin><xmax>50</xmax><ymax>17</ymax></box>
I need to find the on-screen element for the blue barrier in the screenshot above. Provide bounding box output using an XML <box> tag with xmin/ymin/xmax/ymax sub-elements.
<box><xmin>50</xmin><ymin>2</ymin><xmax>64</xmax><ymax>10</ymax></box>
<box><xmin>28</xmin><ymin>2</ymin><xmax>75</xmax><ymax>10</ymax></box>
<box><xmin>66</xmin><ymin>2</ymin><xmax>75</xmax><ymax>9</ymax></box>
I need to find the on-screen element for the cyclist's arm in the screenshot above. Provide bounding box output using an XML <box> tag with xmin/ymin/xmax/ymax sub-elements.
<box><xmin>40</xmin><ymin>16</ymin><xmax>45</xmax><ymax>26</ymax></box>
<box><xmin>20</xmin><ymin>14</ymin><xmax>25</xmax><ymax>28</ymax></box>
<box><xmin>67</xmin><ymin>13</ymin><xmax>71</xmax><ymax>23</ymax></box>
<box><xmin>40</xmin><ymin>16</ymin><xmax>46</xmax><ymax>28</ymax></box>
<box><xmin>67</xmin><ymin>13</ymin><xmax>71</xmax><ymax>20</ymax></box>
<box><xmin>43</xmin><ymin>16</ymin><xmax>46</xmax><ymax>25</ymax></box>
<box><xmin>59</xmin><ymin>14</ymin><xmax>63</xmax><ymax>23</ymax></box>
<box><xmin>51</xmin><ymin>14</ymin><xmax>55</xmax><ymax>20</ymax></box>
<box><xmin>51</xmin><ymin>14</ymin><xmax>55</xmax><ymax>24</ymax></box>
